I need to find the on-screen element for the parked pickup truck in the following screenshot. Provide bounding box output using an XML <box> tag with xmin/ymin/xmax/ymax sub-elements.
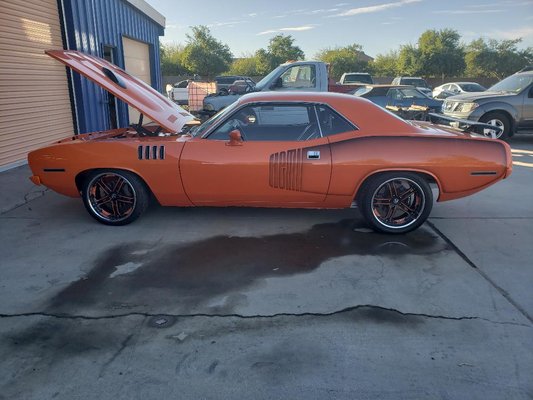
<box><xmin>168</xmin><ymin>80</ymin><xmax>190</xmax><ymax>105</ymax></box>
<box><xmin>339</xmin><ymin>72</ymin><xmax>374</xmax><ymax>85</ymax></box>
<box><xmin>203</xmin><ymin>61</ymin><xmax>359</xmax><ymax>115</ymax></box>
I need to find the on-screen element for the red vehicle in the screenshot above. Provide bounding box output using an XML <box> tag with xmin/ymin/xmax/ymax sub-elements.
<box><xmin>28</xmin><ymin>50</ymin><xmax>512</xmax><ymax>233</ymax></box>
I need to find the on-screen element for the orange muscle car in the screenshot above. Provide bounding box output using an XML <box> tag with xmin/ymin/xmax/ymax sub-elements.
<box><xmin>28</xmin><ymin>50</ymin><xmax>512</xmax><ymax>233</ymax></box>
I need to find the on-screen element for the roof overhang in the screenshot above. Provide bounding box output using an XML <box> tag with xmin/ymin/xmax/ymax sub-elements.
<box><xmin>124</xmin><ymin>0</ymin><xmax>165</xmax><ymax>29</ymax></box>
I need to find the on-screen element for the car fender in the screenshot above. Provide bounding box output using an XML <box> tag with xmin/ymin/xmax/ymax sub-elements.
<box><xmin>476</xmin><ymin>101</ymin><xmax>519</xmax><ymax>126</ymax></box>
<box><xmin>352</xmin><ymin>168</ymin><xmax>443</xmax><ymax>201</ymax></box>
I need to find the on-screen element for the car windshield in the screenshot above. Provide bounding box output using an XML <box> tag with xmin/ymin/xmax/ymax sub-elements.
<box><xmin>189</xmin><ymin>102</ymin><xmax>240</xmax><ymax>137</ymax></box>
<box><xmin>402</xmin><ymin>78</ymin><xmax>428</xmax><ymax>88</ymax></box>
<box><xmin>459</xmin><ymin>83</ymin><xmax>485</xmax><ymax>92</ymax></box>
<box><xmin>255</xmin><ymin>65</ymin><xmax>285</xmax><ymax>91</ymax></box>
<box><xmin>489</xmin><ymin>74</ymin><xmax>533</xmax><ymax>93</ymax></box>
<box><xmin>344</xmin><ymin>74</ymin><xmax>373</xmax><ymax>84</ymax></box>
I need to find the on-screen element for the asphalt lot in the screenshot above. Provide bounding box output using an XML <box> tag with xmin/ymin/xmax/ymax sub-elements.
<box><xmin>0</xmin><ymin>136</ymin><xmax>532</xmax><ymax>399</ymax></box>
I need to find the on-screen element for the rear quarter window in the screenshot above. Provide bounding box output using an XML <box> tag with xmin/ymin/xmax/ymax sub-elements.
<box><xmin>316</xmin><ymin>105</ymin><xmax>356</xmax><ymax>136</ymax></box>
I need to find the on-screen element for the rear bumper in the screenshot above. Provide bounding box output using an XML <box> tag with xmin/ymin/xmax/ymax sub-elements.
<box><xmin>503</xmin><ymin>141</ymin><xmax>513</xmax><ymax>178</ymax></box>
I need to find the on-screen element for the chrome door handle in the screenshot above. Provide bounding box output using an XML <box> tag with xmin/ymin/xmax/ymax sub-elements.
<box><xmin>307</xmin><ymin>151</ymin><xmax>320</xmax><ymax>159</ymax></box>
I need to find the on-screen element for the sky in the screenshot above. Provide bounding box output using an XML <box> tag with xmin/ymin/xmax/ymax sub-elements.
<box><xmin>145</xmin><ymin>0</ymin><xmax>533</xmax><ymax>58</ymax></box>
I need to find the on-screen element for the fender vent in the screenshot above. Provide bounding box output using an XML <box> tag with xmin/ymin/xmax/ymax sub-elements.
<box><xmin>138</xmin><ymin>145</ymin><xmax>165</xmax><ymax>160</ymax></box>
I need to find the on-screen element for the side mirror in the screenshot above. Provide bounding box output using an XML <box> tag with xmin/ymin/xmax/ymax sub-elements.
<box><xmin>272</xmin><ymin>77</ymin><xmax>283</xmax><ymax>89</ymax></box>
<box><xmin>227</xmin><ymin>129</ymin><xmax>243</xmax><ymax>146</ymax></box>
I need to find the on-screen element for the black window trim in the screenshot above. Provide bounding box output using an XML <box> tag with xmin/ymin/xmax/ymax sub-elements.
<box><xmin>314</xmin><ymin>104</ymin><xmax>359</xmax><ymax>136</ymax></box>
<box><xmin>202</xmin><ymin>100</ymin><xmax>358</xmax><ymax>140</ymax></box>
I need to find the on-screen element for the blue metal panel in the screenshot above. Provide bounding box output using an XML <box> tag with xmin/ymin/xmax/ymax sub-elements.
<box><xmin>62</xmin><ymin>0</ymin><xmax>164</xmax><ymax>133</ymax></box>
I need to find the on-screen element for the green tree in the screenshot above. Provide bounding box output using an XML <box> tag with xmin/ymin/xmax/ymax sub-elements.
<box><xmin>370</xmin><ymin>50</ymin><xmax>399</xmax><ymax>76</ymax></box>
<box><xmin>465</xmin><ymin>38</ymin><xmax>533</xmax><ymax>79</ymax></box>
<box><xmin>417</xmin><ymin>29</ymin><xmax>465</xmax><ymax>78</ymax></box>
<box><xmin>315</xmin><ymin>44</ymin><xmax>370</xmax><ymax>81</ymax></box>
<box><xmin>160</xmin><ymin>42</ymin><xmax>188</xmax><ymax>75</ymax></box>
<box><xmin>254</xmin><ymin>35</ymin><xmax>305</xmax><ymax>74</ymax></box>
<box><xmin>397</xmin><ymin>44</ymin><xmax>422</xmax><ymax>75</ymax></box>
<box><xmin>180</xmin><ymin>25</ymin><xmax>233</xmax><ymax>78</ymax></box>
<box><xmin>228</xmin><ymin>54</ymin><xmax>260</xmax><ymax>76</ymax></box>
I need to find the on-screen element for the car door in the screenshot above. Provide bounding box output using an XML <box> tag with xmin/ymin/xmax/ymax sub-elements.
<box><xmin>274</xmin><ymin>64</ymin><xmax>320</xmax><ymax>92</ymax></box>
<box><xmin>520</xmin><ymin>84</ymin><xmax>533</xmax><ymax>129</ymax></box>
<box><xmin>179</xmin><ymin>103</ymin><xmax>331</xmax><ymax>206</ymax></box>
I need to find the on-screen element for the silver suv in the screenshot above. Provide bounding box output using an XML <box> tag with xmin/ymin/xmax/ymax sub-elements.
<box><xmin>442</xmin><ymin>71</ymin><xmax>533</xmax><ymax>140</ymax></box>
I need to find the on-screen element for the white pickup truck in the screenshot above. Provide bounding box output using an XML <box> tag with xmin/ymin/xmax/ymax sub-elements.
<box><xmin>167</xmin><ymin>80</ymin><xmax>189</xmax><ymax>105</ymax></box>
<box><xmin>202</xmin><ymin>60</ymin><xmax>357</xmax><ymax>115</ymax></box>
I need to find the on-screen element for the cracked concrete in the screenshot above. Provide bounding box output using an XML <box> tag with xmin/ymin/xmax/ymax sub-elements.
<box><xmin>0</xmin><ymin>136</ymin><xmax>532</xmax><ymax>399</ymax></box>
<box><xmin>1</xmin><ymin>304</ymin><xmax>531</xmax><ymax>327</ymax></box>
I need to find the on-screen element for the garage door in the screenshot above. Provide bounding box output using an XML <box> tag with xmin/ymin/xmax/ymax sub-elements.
<box><xmin>0</xmin><ymin>0</ymin><xmax>74</xmax><ymax>170</ymax></box>
<box><xmin>122</xmin><ymin>37</ymin><xmax>152</xmax><ymax>124</ymax></box>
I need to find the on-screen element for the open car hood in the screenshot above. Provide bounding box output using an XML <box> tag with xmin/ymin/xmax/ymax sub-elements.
<box><xmin>46</xmin><ymin>50</ymin><xmax>195</xmax><ymax>133</ymax></box>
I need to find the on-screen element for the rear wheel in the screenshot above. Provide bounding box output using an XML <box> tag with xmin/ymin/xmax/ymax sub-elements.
<box><xmin>82</xmin><ymin>170</ymin><xmax>149</xmax><ymax>226</ymax></box>
<box><xmin>479</xmin><ymin>112</ymin><xmax>511</xmax><ymax>140</ymax></box>
<box><xmin>358</xmin><ymin>172</ymin><xmax>433</xmax><ymax>234</ymax></box>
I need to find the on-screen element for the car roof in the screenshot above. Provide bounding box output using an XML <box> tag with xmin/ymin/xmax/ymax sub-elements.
<box><xmin>235</xmin><ymin>91</ymin><xmax>416</xmax><ymax>134</ymax></box>
<box><xmin>447</xmin><ymin>82</ymin><xmax>482</xmax><ymax>85</ymax></box>
<box><xmin>238</xmin><ymin>91</ymin><xmax>361</xmax><ymax>103</ymax></box>
<box><xmin>515</xmin><ymin>70</ymin><xmax>533</xmax><ymax>76</ymax></box>
<box><xmin>362</xmin><ymin>84</ymin><xmax>413</xmax><ymax>89</ymax></box>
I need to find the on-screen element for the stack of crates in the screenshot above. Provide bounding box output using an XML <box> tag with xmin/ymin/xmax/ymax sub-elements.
<box><xmin>187</xmin><ymin>81</ymin><xmax>217</xmax><ymax>112</ymax></box>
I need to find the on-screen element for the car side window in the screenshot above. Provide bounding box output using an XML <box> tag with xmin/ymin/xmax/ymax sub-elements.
<box><xmin>316</xmin><ymin>105</ymin><xmax>356</xmax><ymax>136</ymax></box>
<box><xmin>279</xmin><ymin>65</ymin><xmax>316</xmax><ymax>89</ymax></box>
<box><xmin>207</xmin><ymin>104</ymin><xmax>320</xmax><ymax>141</ymax></box>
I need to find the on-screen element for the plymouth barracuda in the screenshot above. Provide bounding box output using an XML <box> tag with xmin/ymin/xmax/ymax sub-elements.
<box><xmin>28</xmin><ymin>50</ymin><xmax>512</xmax><ymax>234</ymax></box>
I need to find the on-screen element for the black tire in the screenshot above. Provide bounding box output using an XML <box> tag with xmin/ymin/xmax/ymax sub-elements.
<box><xmin>358</xmin><ymin>172</ymin><xmax>433</xmax><ymax>234</ymax></box>
<box><xmin>479</xmin><ymin>112</ymin><xmax>511</xmax><ymax>141</ymax></box>
<box><xmin>81</xmin><ymin>170</ymin><xmax>149</xmax><ymax>226</ymax></box>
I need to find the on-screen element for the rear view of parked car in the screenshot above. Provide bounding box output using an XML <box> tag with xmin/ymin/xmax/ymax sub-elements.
<box><xmin>433</xmin><ymin>82</ymin><xmax>486</xmax><ymax>99</ymax></box>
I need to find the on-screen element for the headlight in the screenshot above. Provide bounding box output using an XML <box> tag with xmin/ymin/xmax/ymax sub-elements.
<box><xmin>204</xmin><ymin>103</ymin><xmax>214</xmax><ymax>111</ymax></box>
<box><xmin>459</xmin><ymin>102</ymin><xmax>479</xmax><ymax>112</ymax></box>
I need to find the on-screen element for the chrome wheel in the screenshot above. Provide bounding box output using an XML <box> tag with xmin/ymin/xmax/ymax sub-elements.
<box><xmin>371</xmin><ymin>177</ymin><xmax>426</xmax><ymax>230</ymax></box>
<box><xmin>482</xmin><ymin>118</ymin><xmax>504</xmax><ymax>139</ymax></box>
<box><xmin>86</xmin><ymin>172</ymin><xmax>137</xmax><ymax>223</ymax></box>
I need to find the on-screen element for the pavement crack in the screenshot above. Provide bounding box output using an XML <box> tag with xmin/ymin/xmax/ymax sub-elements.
<box><xmin>98</xmin><ymin>333</ymin><xmax>134</xmax><ymax>378</ymax></box>
<box><xmin>0</xmin><ymin>305</ymin><xmax>530</xmax><ymax>327</ymax></box>
<box><xmin>427</xmin><ymin>220</ymin><xmax>533</xmax><ymax>325</ymax></box>
<box><xmin>0</xmin><ymin>188</ymin><xmax>49</xmax><ymax>215</ymax></box>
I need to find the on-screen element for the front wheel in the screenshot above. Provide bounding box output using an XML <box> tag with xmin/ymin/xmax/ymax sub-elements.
<box><xmin>358</xmin><ymin>173</ymin><xmax>433</xmax><ymax>234</ymax></box>
<box><xmin>82</xmin><ymin>170</ymin><xmax>149</xmax><ymax>226</ymax></box>
<box><xmin>479</xmin><ymin>112</ymin><xmax>511</xmax><ymax>140</ymax></box>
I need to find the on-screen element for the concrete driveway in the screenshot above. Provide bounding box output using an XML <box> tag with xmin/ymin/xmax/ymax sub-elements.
<box><xmin>0</xmin><ymin>136</ymin><xmax>532</xmax><ymax>399</ymax></box>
